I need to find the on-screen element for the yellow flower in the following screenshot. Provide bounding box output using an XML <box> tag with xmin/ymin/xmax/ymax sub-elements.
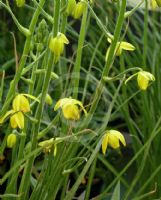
<box><xmin>0</xmin><ymin>93</ymin><xmax>39</xmax><ymax>129</ymax></box>
<box><xmin>38</xmin><ymin>138</ymin><xmax>57</xmax><ymax>156</ymax></box>
<box><xmin>13</xmin><ymin>94</ymin><xmax>30</xmax><ymax>113</ymax></box>
<box><xmin>7</xmin><ymin>133</ymin><xmax>17</xmax><ymax>148</ymax></box>
<box><xmin>73</xmin><ymin>1</ymin><xmax>86</xmax><ymax>19</ymax></box>
<box><xmin>105</xmin><ymin>38</ymin><xmax>135</xmax><ymax>60</ymax></box>
<box><xmin>137</xmin><ymin>71</ymin><xmax>155</xmax><ymax>90</ymax></box>
<box><xmin>151</xmin><ymin>0</ymin><xmax>158</xmax><ymax>9</ymax></box>
<box><xmin>16</xmin><ymin>0</ymin><xmax>25</xmax><ymax>7</ymax></box>
<box><xmin>10</xmin><ymin>111</ymin><xmax>24</xmax><ymax>129</ymax></box>
<box><xmin>54</xmin><ymin>98</ymin><xmax>87</xmax><ymax>121</ymax></box>
<box><xmin>102</xmin><ymin>130</ymin><xmax>126</xmax><ymax>155</ymax></box>
<box><xmin>66</xmin><ymin>0</ymin><xmax>77</xmax><ymax>16</ymax></box>
<box><xmin>49</xmin><ymin>32</ymin><xmax>69</xmax><ymax>62</ymax></box>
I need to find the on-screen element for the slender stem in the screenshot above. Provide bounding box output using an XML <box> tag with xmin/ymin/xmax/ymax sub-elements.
<box><xmin>0</xmin><ymin>0</ymin><xmax>46</xmax><ymax>117</ymax></box>
<box><xmin>72</xmin><ymin>5</ymin><xmax>88</xmax><ymax>99</ymax></box>
<box><xmin>80</xmin><ymin>0</ymin><xmax>127</xmax><ymax>130</ymax></box>
<box><xmin>18</xmin><ymin>1</ymin><xmax>61</xmax><ymax>199</ymax></box>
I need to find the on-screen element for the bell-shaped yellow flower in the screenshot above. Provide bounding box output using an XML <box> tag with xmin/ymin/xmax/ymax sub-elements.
<box><xmin>106</xmin><ymin>38</ymin><xmax>135</xmax><ymax>60</ymax></box>
<box><xmin>0</xmin><ymin>93</ymin><xmax>39</xmax><ymax>129</ymax></box>
<box><xmin>13</xmin><ymin>94</ymin><xmax>30</xmax><ymax>113</ymax></box>
<box><xmin>102</xmin><ymin>130</ymin><xmax>126</xmax><ymax>155</ymax></box>
<box><xmin>73</xmin><ymin>1</ymin><xmax>86</xmax><ymax>19</ymax></box>
<box><xmin>7</xmin><ymin>133</ymin><xmax>17</xmax><ymax>148</ymax></box>
<box><xmin>137</xmin><ymin>71</ymin><xmax>155</xmax><ymax>90</ymax></box>
<box><xmin>54</xmin><ymin>98</ymin><xmax>87</xmax><ymax>121</ymax></box>
<box><xmin>49</xmin><ymin>32</ymin><xmax>69</xmax><ymax>62</ymax></box>
<box><xmin>66</xmin><ymin>0</ymin><xmax>77</xmax><ymax>16</ymax></box>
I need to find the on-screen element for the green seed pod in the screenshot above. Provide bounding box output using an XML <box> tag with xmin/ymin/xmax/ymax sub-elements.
<box><xmin>7</xmin><ymin>133</ymin><xmax>17</xmax><ymax>148</ymax></box>
<box><xmin>73</xmin><ymin>1</ymin><xmax>86</xmax><ymax>19</ymax></box>
<box><xmin>155</xmin><ymin>0</ymin><xmax>161</xmax><ymax>6</ymax></box>
<box><xmin>16</xmin><ymin>0</ymin><xmax>25</xmax><ymax>7</ymax></box>
<box><xmin>66</xmin><ymin>0</ymin><xmax>77</xmax><ymax>16</ymax></box>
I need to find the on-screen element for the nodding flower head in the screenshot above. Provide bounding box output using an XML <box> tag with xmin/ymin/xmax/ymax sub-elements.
<box><xmin>137</xmin><ymin>71</ymin><xmax>155</xmax><ymax>91</ymax></box>
<box><xmin>106</xmin><ymin>37</ymin><xmax>135</xmax><ymax>60</ymax></box>
<box><xmin>73</xmin><ymin>1</ymin><xmax>86</xmax><ymax>19</ymax></box>
<box><xmin>49</xmin><ymin>32</ymin><xmax>69</xmax><ymax>63</ymax></box>
<box><xmin>54</xmin><ymin>98</ymin><xmax>87</xmax><ymax>121</ymax></box>
<box><xmin>102</xmin><ymin>130</ymin><xmax>126</xmax><ymax>155</ymax></box>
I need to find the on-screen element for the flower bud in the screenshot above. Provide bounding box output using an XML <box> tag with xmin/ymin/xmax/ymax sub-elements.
<box><xmin>137</xmin><ymin>71</ymin><xmax>155</xmax><ymax>90</ymax></box>
<box><xmin>73</xmin><ymin>1</ymin><xmax>86</xmax><ymax>19</ymax></box>
<box><xmin>45</xmin><ymin>94</ymin><xmax>53</xmax><ymax>105</ymax></box>
<box><xmin>16</xmin><ymin>0</ymin><xmax>25</xmax><ymax>7</ymax></box>
<box><xmin>155</xmin><ymin>0</ymin><xmax>161</xmax><ymax>6</ymax></box>
<box><xmin>49</xmin><ymin>33</ymin><xmax>69</xmax><ymax>62</ymax></box>
<box><xmin>66</xmin><ymin>0</ymin><xmax>77</xmax><ymax>16</ymax></box>
<box><xmin>7</xmin><ymin>134</ymin><xmax>17</xmax><ymax>148</ymax></box>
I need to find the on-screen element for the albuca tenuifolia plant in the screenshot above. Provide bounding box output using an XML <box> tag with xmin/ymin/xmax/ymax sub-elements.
<box><xmin>0</xmin><ymin>0</ymin><xmax>160</xmax><ymax>199</ymax></box>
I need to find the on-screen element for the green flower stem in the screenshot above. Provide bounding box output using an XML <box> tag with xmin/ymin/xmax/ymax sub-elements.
<box><xmin>0</xmin><ymin>71</ymin><xmax>5</xmax><ymax>102</ymax></box>
<box><xmin>72</xmin><ymin>5</ymin><xmax>88</xmax><ymax>99</ymax></box>
<box><xmin>64</xmin><ymin>138</ymin><xmax>102</xmax><ymax>200</ymax></box>
<box><xmin>80</xmin><ymin>0</ymin><xmax>127</xmax><ymax>130</ymax></box>
<box><xmin>84</xmin><ymin>157</ymin><xmax>97</xmax><ymax>200</ymax></box>
<box><xmin>5</xmin><ymin>133</ymin><xmax>26</xmax><ymax>196</ymax></box>
<box><xmin>18</xmin><ymin>1</ymin><xmax>61</xmax><ymax>199</ymax></box>
<box><xmin>28</xmin><ymin>52</ymin><xmax>40</xmax><ymax>95</ymax></box>
<box><xmin>0</xmin><ymin>0</ymin><xmax>46</xmax><ymax>118</ymax></box>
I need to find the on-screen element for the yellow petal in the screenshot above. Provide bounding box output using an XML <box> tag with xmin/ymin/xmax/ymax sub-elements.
<box><xmin>10</xmin><ymin>112</ymin><xmax>24</xmax><ymax>129</ymax></box>
<box><xmin>54</xmin><ymin>98</ymin><xmax>87</xmax><ymax>116</ymax></box>
<box><xmin>62</xmin><ymin>104</ymin><xmax>80</xmax><ymax>120</ymax></box>
<box><xmin>109</xmin><ymin>130</ymin><xmax>126</xmax><ymax>147</ymax></box>
<box><xmin>108</xmin><ymin>134</ymin><xmax>120</xmax><ymax>149</ymax></box>
<box><xmin>0</xmin><ymin>110</ymin><xmax>15</xmax><ymax>124</ymax></box>
<box><xmin>13</xmin><ymin>94</ymin><xmax>30</xmax><ymax>113</ymax></box>
<box><xmin>59</xmin><ymin>33</ymin><xmax>69</xmax><ymax>44</ymax></box>
<box><xmin>102</xmin><ymin>134</ymin><xmax>109</xmax><ymax>155</ymax></box>
<box><xmin>120</xmin><ymin>41</ymin><xmax>135</xmax><ymax>51</ymax></box>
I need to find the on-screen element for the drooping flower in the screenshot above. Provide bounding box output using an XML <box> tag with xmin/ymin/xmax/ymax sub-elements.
<box><xmin>7</xmin><ymin>133</ymin><xmax>17</xmax><ymax>148</ymax></box>
<box><xmin>49</xmin><ymin>32</ymin><xmax>69</xmax><ymax>63</ymax></box>
<box><xmin>102</xmin><ymin>130</ymin><xmax>126</xmax><ymax>155</ymax></box>
<box><xmin>54</xmin><ymin>98</ymin><xmax>87</xmax><ymax>121</ymax></box>
<box><xmin>125</xmin><ymin>70</ymin><xmax>155</xmax><ymax>91</ymax></box>
<box><xmin>12</xmin><ymin>94</ymin><xmax>30</xmax><ymax>113</ymax></box>
<box><xmin>105</xmin><ymin>37</ymin><xmax>135</xmax><ymax>60</ymax></box>
<box><xmin>137</xmin><ymin>71</ymin><xmax>155</xmax><ymax>90</ymax></box>
<box><xmin>66</xmin><ymin>0</ymin><xmax>77</xmax><ymax>16</ymax></box>
<box><xmin>73</xmin><ymin>1</ymin><xmax>86</xmax><ymax>19</ymax></box>
<box><xmin>0</xmin><ymin>93</ymin><xmax>39</xmax><ymax>129</ymax></box>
